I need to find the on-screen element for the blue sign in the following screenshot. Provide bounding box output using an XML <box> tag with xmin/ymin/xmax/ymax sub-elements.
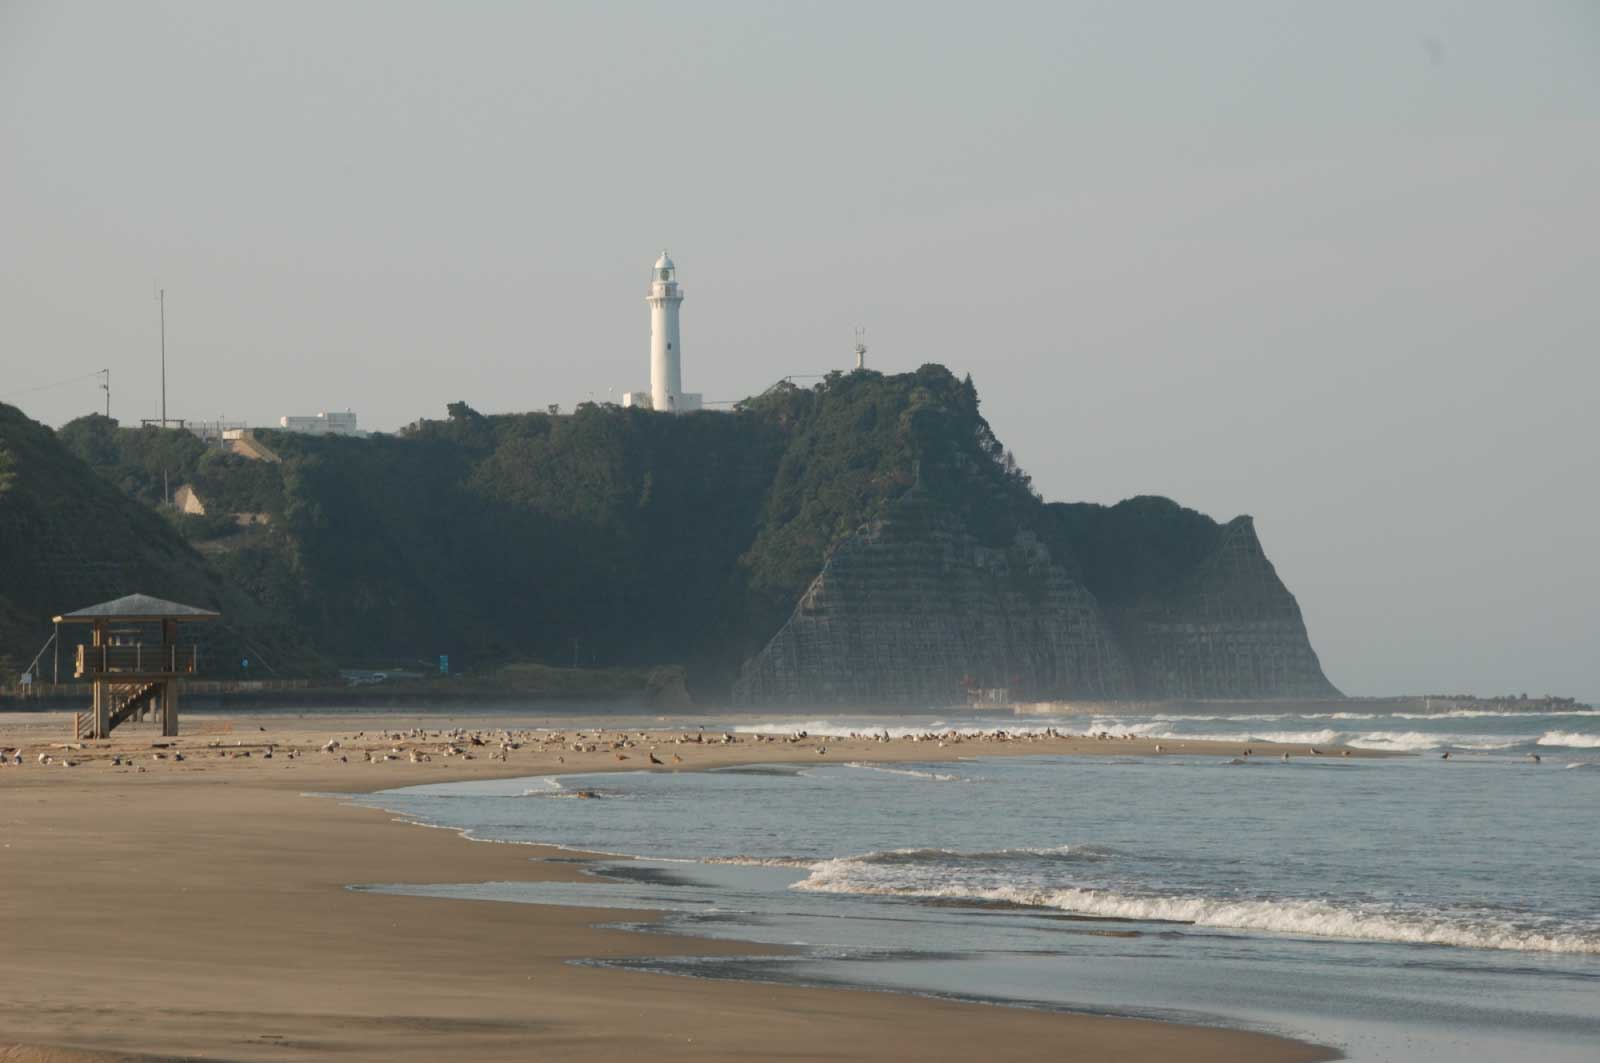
<box><xmin>439</xmin><ymin>654</ymin><xmax>449</xmax><ymax>675</ymax></box>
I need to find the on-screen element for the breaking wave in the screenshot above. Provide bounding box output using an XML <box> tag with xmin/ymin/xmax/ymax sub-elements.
<box><xmin>1344</xmin><ymin>731</ymin><xmax>1525</xmax><ymax>752</ymax></box>
<box><xmin>792</xmin><ymin>852</ymin><xmax>1600</xmax><ymax>955</ymax></box>
<box><xmin>701</xmin><ymin>855</ymin><xmax>817</xmax><ymax>869</ymax></box>
<box><xmin>844</xmin><ymin>763</ymin><xmax>967</xmax><ymax>782</ymax></box>
<box><xmin>1103</xmin><ymin>728</ymin><xmax>1534</xmax><ymax>753</ymax></box>
<box><xmin>1538</xmin><ymin>731</ymin><xmax>1600</xmax><ymax>749</ymax></box>
<box><xmin>1390</xmin><ymin>708</ymin><xmax>1600</xmax><ymax>719</ymax></box>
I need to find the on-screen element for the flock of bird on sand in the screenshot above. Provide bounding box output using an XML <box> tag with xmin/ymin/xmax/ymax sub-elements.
<box><xmin>0</xmin><ymin>723</ymin><xmax>1545</xmax><ymax>771</ymax></box>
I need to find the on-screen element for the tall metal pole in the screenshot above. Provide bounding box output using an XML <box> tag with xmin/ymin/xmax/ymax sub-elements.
<box><xmin>159</xmin><ymin>288</ymin><xmax>166</xmax><ymax>426</ymax></box>
<box><xmin>100</xmin><ymin>368</ymin><xmax>110</xmax><ymax>418</ymax></box>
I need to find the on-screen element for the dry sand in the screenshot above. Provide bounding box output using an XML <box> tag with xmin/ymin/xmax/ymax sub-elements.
<box><xmin>0</xmin><ymin>711</ymin><xmax>1352</xmax><ymax>1062</ymax></box>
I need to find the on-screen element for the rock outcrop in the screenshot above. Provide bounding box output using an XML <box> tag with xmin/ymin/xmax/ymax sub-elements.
<box><xmin>733</xmin><ymin>500</ymin><xmax>1128</xmax><ymax>707</ymax></box>
<box><xmin>735</xmin><ymin>504</ymin><xmax>1339</xmax><ymax>707</ymax></box>
<box><xmin>1104</xmin><ymin>516</ymin><xmax>1340</xmax><ymax>698</ymax></box>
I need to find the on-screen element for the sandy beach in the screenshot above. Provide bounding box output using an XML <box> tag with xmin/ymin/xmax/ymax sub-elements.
<box><xmin>0</xmin><ymin>711</ymin><xmax>1353</xmax><ymax>1062</ymax></box>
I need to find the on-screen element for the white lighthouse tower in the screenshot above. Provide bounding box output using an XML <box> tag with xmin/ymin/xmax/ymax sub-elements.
<box><xmin>624</xmin><ymin>252</ymin><xmax>701</xmax><ymax>413</ymax></box>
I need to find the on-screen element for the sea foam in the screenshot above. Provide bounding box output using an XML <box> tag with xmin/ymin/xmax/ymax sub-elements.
<box><xmin>1538</xmin><ymin>731</ymin><xmax>1600</xmax><ymax>748</ymax></box>
<box><xmin>792</xmin><ymin>852</ymin><xmax>1600</xmax><ymax>955</ymax></box>
<box><xmin>844</xmin><ymin>763</ymin><xmax>967</xmax><ymax>782</ymax></box>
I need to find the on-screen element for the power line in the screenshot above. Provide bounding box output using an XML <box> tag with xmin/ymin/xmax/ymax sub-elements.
<box><xmin>0</xmin><ymin>369</ymin><xmax>107</xmax><ymax>401</ymax></box>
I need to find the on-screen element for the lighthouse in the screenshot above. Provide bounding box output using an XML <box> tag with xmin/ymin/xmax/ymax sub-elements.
<box><xmin>623</xmin><ymin>252</ymin><xmax>702</xmax><ymax>413</ymax></box>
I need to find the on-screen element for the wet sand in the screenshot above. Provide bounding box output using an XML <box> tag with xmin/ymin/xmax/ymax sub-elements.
<box><xmin>0</xmin><ymin>711</ymin><xmax>1349</xmax><ymax>1062</ymax></box>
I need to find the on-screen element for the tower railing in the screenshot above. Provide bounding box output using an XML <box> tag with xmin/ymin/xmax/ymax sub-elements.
<box><xmin>74</xmin><ymin>644</ymin><xmax>200</xmax><ymax>678</ymax></box>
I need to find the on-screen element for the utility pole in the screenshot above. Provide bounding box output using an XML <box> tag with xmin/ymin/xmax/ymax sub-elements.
<box><xmin>158</xmin><ymin>288</ymin><xmax>167</xmax><ymax>426</ymax></box>
<box><xmin>100</xmin><ymin>369</ymin><xmax>110</xmax><ymax>418</ymax></box>
<box><xmin>158</xmin><ymin>288</ymin><xmax>169</xmax><ymax>506</ymax></box>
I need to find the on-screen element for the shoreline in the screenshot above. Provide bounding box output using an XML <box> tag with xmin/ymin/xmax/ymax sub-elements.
<box><xmin>1</xmin><ymin>711</ymin><xmax>1343</xmax><ymax>1062</ymax></box>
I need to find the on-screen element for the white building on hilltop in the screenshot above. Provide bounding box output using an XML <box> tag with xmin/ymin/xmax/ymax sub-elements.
<box><xmin>623</xmin><ymin>252</ymin><xmax>701</xmax><ymax>413</ymax></box>
<box><xmin>278</xmin><ymin>410</ymin><xmax>366</xmax><ymax>437</ymax></box>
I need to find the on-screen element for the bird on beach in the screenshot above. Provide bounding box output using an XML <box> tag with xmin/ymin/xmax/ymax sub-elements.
<box><xmin>1530</xmin><ymin>753</ymin><xmax>1541</xmax><ymax>763</ymax></box>
<box><xmin>648</xmin><ymin>752</ymin><xmax>663</xmax><ymax>765</ymax></box>
<box><xmin>1440</xmin><ymin>751</ymin><xmax>1451</xmax><ymax>760</ymax></box>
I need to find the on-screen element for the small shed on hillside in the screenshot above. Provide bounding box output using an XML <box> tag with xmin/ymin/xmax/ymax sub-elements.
<box><xmin>173</xmin><ymin>484</ymin><xmax>207</xmax><ymax>515</ymax></box>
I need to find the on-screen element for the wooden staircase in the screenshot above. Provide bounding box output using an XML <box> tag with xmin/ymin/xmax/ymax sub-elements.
<box><xmin>74</xmin><ymin>681</ymin><xmax>162</xmax><ymax>739</ymax></box>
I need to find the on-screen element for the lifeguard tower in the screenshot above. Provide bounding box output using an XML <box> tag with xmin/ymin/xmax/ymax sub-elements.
<box><xmin>53</xmin><ymin>594</ymin><xmax>219</xmax><ymax>739</ymax></box>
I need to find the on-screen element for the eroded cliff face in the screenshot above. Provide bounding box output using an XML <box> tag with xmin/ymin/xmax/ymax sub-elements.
<box><xmin>732</xmin><ymin>501</ymin><xmax>1128</xmax><ymax>707</ymax></box>
<box><xmin>1105</xmin><ymin>517</ymin><xmax>1340</xmax><ymax>699</ymax></box>
<box><xmin>734</xmin><ymin>506</ymin><xmax>1339</xmax><ymax>706</ymax></box>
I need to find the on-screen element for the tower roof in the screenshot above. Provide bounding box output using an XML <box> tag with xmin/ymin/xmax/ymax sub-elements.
<box><xmin>53</xmin><ymin>593</ymin><xmax>221</xmax><ymax>624</ymax></box>
<box><xmin>654</xmin><ymin>251</ymin><xmax>675</xmax><ymax>271</ymax></box>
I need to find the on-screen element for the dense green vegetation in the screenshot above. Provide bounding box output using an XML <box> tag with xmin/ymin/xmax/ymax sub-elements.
<box><xmin>738</xmin><ymin>367</ymin><xmax>1041</xmax><ymax>613</ymax></box>
<box><xmin>58</xmin><ymin>414</ymin><xmax>285</xmax><ymax>519</ymax></box>
<box><xmin>0</xmin><ymin>403</ymin><xmax>311</xmax><ymax>680</ymax></box>
<box><xmin>1046</xmin><ymin>496</ymin><xmax>1225</xmax><ymax>608</ymax></box>
<box><xmin>12</xmin><ymin>366</ymin><xmax>1252</xmax><ymax>700</ymax></box>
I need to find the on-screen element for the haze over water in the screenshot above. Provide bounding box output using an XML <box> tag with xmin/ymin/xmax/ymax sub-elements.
<box><xmin>357</xmin><ymin>705</ymin><xmax>1600</xmax><ymax>1062</ymax></box>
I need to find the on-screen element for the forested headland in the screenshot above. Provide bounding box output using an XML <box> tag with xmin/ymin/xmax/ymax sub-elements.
<box><xmin>2</xmin><ymin>366</ymin><xmax>1337</xmax><ymax>704</ymax></box>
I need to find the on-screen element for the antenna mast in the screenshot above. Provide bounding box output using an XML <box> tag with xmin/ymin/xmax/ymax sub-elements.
<box><xmin>158</xmin><ymin>287</ymin><xmax>167</xmax><ymax>426</ymax></box>
<box><xmin>99</xmin><ymin>369</ymin><xmax>110</xmax><ymax>418</ymax></box>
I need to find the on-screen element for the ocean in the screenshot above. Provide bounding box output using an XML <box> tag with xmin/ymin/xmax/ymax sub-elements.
<box><xmin>352</xmin><ymin>706</ymin><xmax>1600</xmax><ymax>1061</ymax></box>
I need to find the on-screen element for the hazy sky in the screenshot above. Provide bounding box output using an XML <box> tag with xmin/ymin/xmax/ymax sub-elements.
<box><xmin>3</xmin><ymin>2</ymin><xmax>1597</xmax><ymax>698</ymax></box>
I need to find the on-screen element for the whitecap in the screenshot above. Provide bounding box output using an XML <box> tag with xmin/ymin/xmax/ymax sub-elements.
<box><xmin>1392</xmin><ymin>708</ymin><xmax>1600</xmax><ymax>720</ymax></box>
<box><xmin>792</xmin><ymin>860</ymin><xmax>1600</xmax><ymax>955</ymax></box>
<box><xmin>1537</xmin><ymin>731</ymin><xmax>1600</xmax><ymax>749</ymax></box>
<box><xmin>1342</xmin><ymin>731</ymin><xmax>1523</xmax><ymax>753</ymax></box>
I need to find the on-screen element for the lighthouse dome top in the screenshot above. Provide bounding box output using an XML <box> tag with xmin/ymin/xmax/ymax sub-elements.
<box><xmin>654</xmin><ymin>251</ymin><xmax>675</xmax><ymax>272</ymax></box>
